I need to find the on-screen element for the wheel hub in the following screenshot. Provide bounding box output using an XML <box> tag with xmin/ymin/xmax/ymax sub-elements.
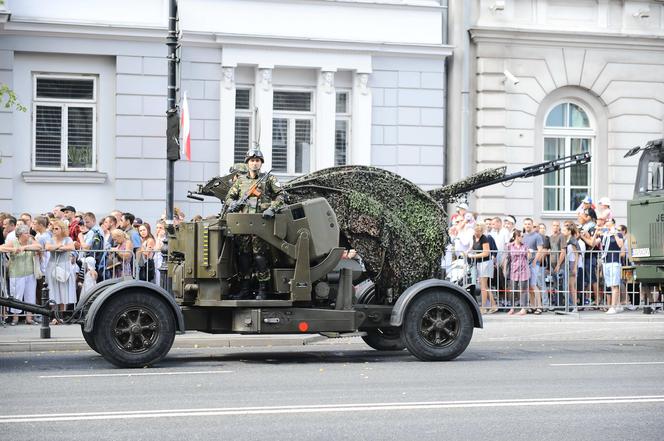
<box><xmin>111</xmin><ymin>306</ymin><xmax>159</xmax><ymax>354</ymax></box>
<box><xmin>419</xmin><ymin>304</ymin><xmax>459</xmax><ymax>348</ymax></box>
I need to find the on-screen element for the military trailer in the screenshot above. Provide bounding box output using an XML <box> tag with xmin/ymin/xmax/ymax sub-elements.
<box><xmin>79</xmin><ymin>188</ymin><xmax>481</xmax><ymax>368</ymax></box>
<box><xmin>0</xmin><ymin>154</ymin><xmax>590</xmax><ymax>368</ymax></box>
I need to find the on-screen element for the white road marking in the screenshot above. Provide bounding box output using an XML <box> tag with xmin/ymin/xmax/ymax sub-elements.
<box><xmin>550</xmin><ymin>361</ymin><xmax>664</xmax><ymax>367</ymax></box>
<box><xmin>2</xmin><ymin>395</ymin><xmax>663</xmax><ymax>423</ymax></box>
<box><xmin>39</xmin><ymin>370</ymin><xmax>233</xmax><ymax>379</ymax></box>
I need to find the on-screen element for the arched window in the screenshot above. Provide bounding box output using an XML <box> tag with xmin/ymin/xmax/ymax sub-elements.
<box><xmin>543</xmin><ymin>102</ymin><xmax>594</xmax><ymax>213</ymax></box>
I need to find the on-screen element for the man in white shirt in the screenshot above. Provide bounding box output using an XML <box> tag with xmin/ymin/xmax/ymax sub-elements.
<box><xmin>3</xmin><ymin>216</ymin><xmax>17</xmax><ymax>243</ymax></box>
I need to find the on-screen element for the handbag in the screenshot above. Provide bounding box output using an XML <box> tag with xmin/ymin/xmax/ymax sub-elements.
<box><xmin>139</xmin><ymin>258</ymin><xmax>155</xmax><ymax>281</ymax></box>
<box><xmin>51</xmin><ymin>253</ymin><xmax>70</xmax><ymax>283</ymax></box>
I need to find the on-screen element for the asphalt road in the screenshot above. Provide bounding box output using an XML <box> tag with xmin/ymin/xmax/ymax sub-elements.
<box><xmin>1</xmin><ymin>321</ymin><xmax>663</xmax><ymax>441</ymax></box>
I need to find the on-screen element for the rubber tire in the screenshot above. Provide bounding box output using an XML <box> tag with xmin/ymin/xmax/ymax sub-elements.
<box><xmin>80</xmin><ymin>325</ymin><xmax>99</xmax><ymax>354</ymax></box>
<box><xmin>93</xmin><ymin>292</ymin><xmax>176</xmax><ymax>368</ymax></box>
<box><xmin>362</xmin><ymin>327</ymin><xmax>406</xmax><ymax>351</ymax></box>
<box><xmin>402</xmin><ymin>290</ymin><xmax>474</xmax><ymax>361</ymax></box>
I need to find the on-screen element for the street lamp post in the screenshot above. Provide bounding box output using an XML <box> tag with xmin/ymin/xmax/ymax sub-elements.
<box><xmin>161</xmin><ymin>0</ymin><xmax>179</xmax><ymax>293</ymax></box>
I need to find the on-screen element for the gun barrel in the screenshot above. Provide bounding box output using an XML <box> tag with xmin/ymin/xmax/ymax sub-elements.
<box><xmin>458</xmin><ymin>152</ymin><xmax>590</xmax><ymax>193</ymax></box>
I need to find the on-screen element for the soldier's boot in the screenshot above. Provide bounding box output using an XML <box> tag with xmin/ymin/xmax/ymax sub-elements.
<box><xmin>229</xmin><ymin>254</ymin><xmax>254</xmax><ymax>300</ymax></box>
<box><xmin>237</xmin><ymin>279</ymin><xmax>255</xmax><ymax>300</ymax></box>
<box><xmin>256</xmin><ymin>281</ymin><xmax>271</xmax><ymax>301</ymax></box>
<box><xmin>254</xmin><ymin>255</ymin><xmax>271</xmax><ymax>300</ymax></box>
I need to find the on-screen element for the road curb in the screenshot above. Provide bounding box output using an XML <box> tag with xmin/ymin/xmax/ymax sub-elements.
<box><xmin>0</xmin><ymin>334</ymin><xmax>324</xmax><ymax>353</ymax></box>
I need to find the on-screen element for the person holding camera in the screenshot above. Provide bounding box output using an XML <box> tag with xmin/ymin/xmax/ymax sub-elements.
<box><xmin>599</xmin><ymin>218</ymin><xmax>624</xmax><ymax>314</ymax></box>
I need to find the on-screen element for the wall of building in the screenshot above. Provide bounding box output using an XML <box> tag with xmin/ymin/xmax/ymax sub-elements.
<box><xmin>0</xmin><ymin>48</ymin><xmax>13</xmax><ymax>212</ymax></box>
<box><xmin>0</xmin><ymin>0</ymin><xmax>452</xmax><ymax>222</ymax></box>
<box><xmin>370</xmin><ymin>56</ymin><xmax>446</xmax><ymax>189</ymax></box>
<box><xmin>466</xmin><ymin>0</ymin><xmax>664</xmax><ymax>224</ymax></box>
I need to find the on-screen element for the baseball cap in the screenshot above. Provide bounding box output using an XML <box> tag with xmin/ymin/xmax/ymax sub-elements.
<box><xmin>504</xmin><ymin>215</ymin><xmax>516</xmax><ymax>224</ymax></box>
<box><xmin>133</xmin><ymin>218</ymin><xmax>144</xmax><ymax>226</ymax></box>
<box><xmin>599</xmin><ymin>197</ymin><xmax>611</xmax><ymax>206</ymax></box>
<box><xmin>582</xmin><ymin>196</ymin><xmax>592</xmax><ymax>204</ymax></box>
<box><xmin>62</xmin><ymin>205</ymin><xmax>76</xmax><ymax>213</ymax></box>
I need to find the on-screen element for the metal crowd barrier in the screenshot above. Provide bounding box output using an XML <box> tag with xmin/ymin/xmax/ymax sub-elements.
<box><xmin>0</xmin><ymin>248</ymin><xmax>161</xmax><ymax>324</ymax></box>
<box><xmin>442</xmin><ymin>246</ymin><xmax>663</xmax><ymax>313</ymax></box>
<box><xmin>3</xmin><ymin>244</ymin><xmax>664</xmax><ymax>324</ymax></box>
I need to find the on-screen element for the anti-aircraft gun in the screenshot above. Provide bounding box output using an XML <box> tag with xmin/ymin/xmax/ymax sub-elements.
<box><xmin>0</xmin><ymin>154</ymin><xmax>590</xmax><ymax>368</ymax></box>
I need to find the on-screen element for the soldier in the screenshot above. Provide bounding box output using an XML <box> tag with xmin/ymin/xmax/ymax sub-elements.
<box><xmin>225</xmin><ymin>148</ymin><xmax>284</xmax><ymax>300</ymax></box>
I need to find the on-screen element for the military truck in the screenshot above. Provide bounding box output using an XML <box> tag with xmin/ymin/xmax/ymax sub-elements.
<box><xmin>0</xmin><ymin>154</ymin><xmax>590</xmax><ymax>368</ymax></box>
<box><xmin>623</xmin><ymin>138</ymin><xmax>664</xmax><ymax>309</ymax></box>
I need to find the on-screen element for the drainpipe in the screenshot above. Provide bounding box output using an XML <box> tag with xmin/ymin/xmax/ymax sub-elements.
<box><xmin>442</xmin><ymin>0</ymin><xmax>449</xmax><ymax>186</ymax></box>
<box><xmin>460</xmin><ymin>0</ymin><xmax>471</xmax><ymax>181</ymax></box>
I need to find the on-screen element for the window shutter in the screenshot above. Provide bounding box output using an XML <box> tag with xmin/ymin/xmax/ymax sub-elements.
<box><xmin>36</xmin><ymin>78</ymin><xmax>94</xmax><ymax>100</ymax></box>
<box><xmin>335</xmin><ymin>120</ymin><xmax>348</xmax><ymax>166</ymax></box>
<box><xmin>272</xmin><ymin>118</ymin><xmax>288</xmax><ymax>173</ymax></box>
<box><xmin>273</xmin><ymin>91</ymin><xmax>311</xmax><ymax>112</ymax></box>
<box><xmin>35</xmin><ymin>105</ymin><xmax>63</xmax><ymax>168</ymax></box>
<box><xmin>234</xmin><ymin>117</ymin><xmax>250</xmax><ymax>164</ymax></box>
<box><xmin>235</xmin><ymin>89</ymin><xmax>250</xmax><ymax>110</ymax></box>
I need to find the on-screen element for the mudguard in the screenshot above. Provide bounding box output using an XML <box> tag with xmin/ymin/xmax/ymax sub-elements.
<box><xmin>83</xmin><ymin>279</ymin><xmax>185</xmax><ymax>334</ymax></box>
<box><xmin>390</xmin><ymin>279</ymin><xmax>483</xmax><ymax>328</ymax></box>
<box><xmin>76</xmin><ymin>277</ymin><xmax>125</xmax><ymax>310</ymax></box>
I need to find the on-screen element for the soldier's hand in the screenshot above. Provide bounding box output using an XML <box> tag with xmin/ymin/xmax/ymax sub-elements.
<box><xmin>262</xmin><ymin>207</ymin><xmax>275</xmax><ymax>219</ymax></box>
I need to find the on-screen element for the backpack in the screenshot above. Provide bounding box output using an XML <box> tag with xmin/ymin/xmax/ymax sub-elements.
<box><xmin>486</xmin><ymin>235</ymin><xmax>498</xmax><ymax>257</ymax></box>
<box><xmin>88</xmin><ymin>230</ymin><xmax>107</xmax><ymax>281</ymax></box>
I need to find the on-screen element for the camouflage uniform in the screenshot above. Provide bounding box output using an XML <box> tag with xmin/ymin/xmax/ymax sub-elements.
<box><xmin>225</xmin><ymin>172</ymin><xmax>284</xmax><ymax>282</ymax></box>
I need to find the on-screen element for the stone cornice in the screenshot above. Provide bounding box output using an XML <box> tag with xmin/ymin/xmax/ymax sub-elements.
<box><xmin>470</xmin><ymin>26</ymin><xmax>664</xmax><ymax>51</ymax></box>
<box><xmin>0</xmin><ymin>20</ymin><xmax>453</xmax><ymax>58</ymax></box>
<box><xmin>214</xmin><ymin>33</ymin><xmax>453</xmax><ymax>58</ymax></box>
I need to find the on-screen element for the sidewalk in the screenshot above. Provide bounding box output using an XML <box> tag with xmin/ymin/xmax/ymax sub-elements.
<box><xmin>1</xmin><ymin>310</ymin><xmax>663</xmax><ymax>353</ymax></box>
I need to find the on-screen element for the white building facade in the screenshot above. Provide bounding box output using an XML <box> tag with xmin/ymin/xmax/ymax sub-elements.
<box><xmin>0</xmin><ymin>0</ymin><xmax>451</xmax><ymax>222</ymax></box>
<box><xmin>453</xmin><ymin>0</ymin><xmax>664</xmax><ymax>223</ymax></box>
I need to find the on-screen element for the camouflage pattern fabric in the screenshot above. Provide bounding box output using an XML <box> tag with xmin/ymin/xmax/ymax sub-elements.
<box><xmin>285</xmin><ymin>166</ymin><xmax>447</xmax><ymax>295</ymax></box>
<box><xmin>236</xmin><ymin>235</ymin><xmax>271</xmax><ymax>282</ymax></box>
<box><xmin>428</xmin><ymin>167</ymin><xmax>506</xmax><ymax>207</ymax></box>
<box><xmin>225</xmin><ymin>172</ymin><xmax>285</xmax><ymax>214</ymax></box>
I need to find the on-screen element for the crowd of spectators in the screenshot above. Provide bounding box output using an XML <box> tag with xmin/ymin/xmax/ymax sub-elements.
<box><xmin>0</xmin><ymin>205</ymin><xmax>186</xmax><ymax>325</ymax></box>
<box><xmin>445</xmin><ymin>196</ymin><xmax>657</xmax><ymax>316</ymax></box>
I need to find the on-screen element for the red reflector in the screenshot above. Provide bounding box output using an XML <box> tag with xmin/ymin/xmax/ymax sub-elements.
<box><xmin>298</xmin><ymin>322</ymin><xmax>309</xmax><ymax>332</ymax></box>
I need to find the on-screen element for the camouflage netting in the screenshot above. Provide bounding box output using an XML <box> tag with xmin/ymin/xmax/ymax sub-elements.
<box><xmin>195</xmin><ymin>164</ymin><xmax>510</xmax><ymax>298</ymax></box>
<box><xmin>428</xmin><ymin>166</ymin><xmax>506</xmax><ymax>207</ymax></box>
<box><xmin>284</xmin><ymin>166</ymin><xmax>447</xmax><ymax>296</ymax></box>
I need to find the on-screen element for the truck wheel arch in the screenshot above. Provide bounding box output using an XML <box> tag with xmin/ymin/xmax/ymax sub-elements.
<box><xmin>83</xmin><ymin>280</ymin><xmax>186</xmax><ymax>334</ymax></box>
<box><xmin>390</xmin><ymin>279</ymin><xmax>483</xmax><ymax>329</ymax></box>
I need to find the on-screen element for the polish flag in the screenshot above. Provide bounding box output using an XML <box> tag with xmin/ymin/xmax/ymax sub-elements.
<box><xmin>180</xmin><ymin>91</ymin><xmax>191</xmax><ymax>161</ymax></box>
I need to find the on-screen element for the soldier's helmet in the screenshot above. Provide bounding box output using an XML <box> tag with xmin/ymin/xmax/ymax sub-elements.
<box><xmin>244</xmin><ymin>148</ymin><xmax>264</xmax><ymax>164</ymax></box>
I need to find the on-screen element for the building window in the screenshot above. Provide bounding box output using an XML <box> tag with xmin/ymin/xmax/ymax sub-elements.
<box><xmin>234</xmin><ymin>88</ymin><xmax>252</xmax><ymax>164</ymax></box>
<box><xmin>335</xmin><ymin>91</ymin><xmax>351</xmax><ymax>166</ymax></box>
<box><xmin>542</xmin><ymin>102</ymin><xmax>594</xmax><ymax>212</ymax></box>
<box><xmin>32</xmin><ymin>75</ymin><xmax>96</xmax><ymax>171</ymax></box>
<box><xmin>272</xmin><ymin>90</ymin><xmax>313</xmax><ymax>174</ymax></box>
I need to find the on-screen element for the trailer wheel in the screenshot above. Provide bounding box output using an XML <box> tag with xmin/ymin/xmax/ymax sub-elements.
<box><xmin>80</xmin><ymin>325</ymin><xmax>99</xmax><ymax>354</ymax></box>
<box><xmin>362</xmin><ymin>327</ymin><xmax>405</xmax><ymax>351</ymax></box>
<box><xmin>402</xmin><ymin>290</ymin><xmax>473</xmax><ymax>361</ymax></box>
<box><xmin>93</xmin><ymin>292</ymin><xmax>175</xmax><ymax>368</ymax></box>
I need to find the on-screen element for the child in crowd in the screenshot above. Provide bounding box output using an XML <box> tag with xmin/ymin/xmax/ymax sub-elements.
<box><xmin>81</xmin><ymin>256</ymin><xmax>97</xmax><ymax>297</ymax></box>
